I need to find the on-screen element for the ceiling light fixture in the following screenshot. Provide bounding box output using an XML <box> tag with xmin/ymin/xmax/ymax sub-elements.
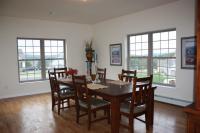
<box><xmin>49</xmin><ymin>11</ymin><xmax>53</xmax><ymax>15</ymax></box>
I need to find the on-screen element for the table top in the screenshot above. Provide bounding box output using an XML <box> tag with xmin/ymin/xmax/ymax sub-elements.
<box><xmin>58</xmin><ymin>78</ymin><xmax>131</xmax><ymax>94</ymax></box>
<box><xmin>58</xmin><ymin>78</ymin><xmax>156</xmax><ymax>98</ymax></box>
<box><xmin>93</xmin><ymin>80</ymin><xmax>132</xmax><ymax>97</ymax></box>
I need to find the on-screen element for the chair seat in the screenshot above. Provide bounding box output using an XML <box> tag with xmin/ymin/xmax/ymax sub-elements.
<box><xmin>120</xmin><ymin>102</ymin><xmax>146</xmax><ymax>114</ymax></box>
<box><xmin>54</xmin><ymin>89</ymin><xmax>75</xmax><ymax>99</ymax></box>
<box><xmin>79</xmin><ymin>98</ymin><xmax>110</xmax><ymax>109</ymax></box>
<box><xmin>60</xmin><ymin>85</ymin><xmax>74</xmax><ymax>91</ymax></box>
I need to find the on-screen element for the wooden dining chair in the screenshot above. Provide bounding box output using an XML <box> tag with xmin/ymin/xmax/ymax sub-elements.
<box><xmin>97</xmin><ymin>67</ymin><xmax>106</xmax><ymax>81</ymax></box>
<box><xmin>48</xmin><ymin>71</ymin><xmax>75</xmax><ymax>115</ymax></box>
<box><xmin>72</xmin><ymin>75</ymin><xmax>110</xmax><ymax>130</ymax></box>
<box><xmin>54</xmin><ymin>67</ymin><xmax>75</xmax><ymax>107</ymax></box>
<box><xmin>119</xmin><ymin>69</ymin><xmax>137</xmax><ymax>102</ymax></box>
<box><xmin>120</xmin><ymin>75</ymin><xmax>153</xmax><ymax>133</ymax></box>
<box><xmin>96</xmin><ymin>67</ymin><xmax>108</xmax><ymax>116</ymax></box>
<box><xmin>119</xmin><ymin>69</ymin><xmax>137</xmax><ymax>82</ymax></box>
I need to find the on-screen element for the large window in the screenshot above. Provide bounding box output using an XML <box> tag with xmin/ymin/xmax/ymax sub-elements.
<box><xmin>128</xmin><ymin>29</ymin><xmax>176</xmax><ymax>86</ymax></box>
<box><xmin>17</xmin><ymin>38</ymin><xmax>66</xmax><ymax>82</ymax></box>
<box><xmin>129</xmin><ymin>34</ymin><xmax>149</xmax><ymax>77</ymax></box>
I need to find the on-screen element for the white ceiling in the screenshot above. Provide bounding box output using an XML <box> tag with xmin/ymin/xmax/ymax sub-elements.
<box><xmin>0</xmin><ymin>0</ymin><xmax>178</xmax><ymax>24</ymax></box>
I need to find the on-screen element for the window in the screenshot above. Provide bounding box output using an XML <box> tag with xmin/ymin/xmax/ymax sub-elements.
<box><xmin>129</xmin><ymin>34</ymin><xmax>149</xmax><ymax>77</ymax></box>
<box><xmin>17</xmin><ymin>38</ymin><xmax>66</xmax><ymax>82</ymax></box>
<box><xmin>128</xmin><ymin>29</ymin><xmax>176</xmax><ymax>86</ymax></box>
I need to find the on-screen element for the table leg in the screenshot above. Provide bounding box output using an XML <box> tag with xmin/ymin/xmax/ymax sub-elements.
<box><xmin>110</xmin><ymin>97</ymin><xmax>120</xmax><ymax>133</ymax></box>
<box><xmin>149</xmin><ymin>89</ymin><xmax>155</xmax><ymax>126</ymax></box>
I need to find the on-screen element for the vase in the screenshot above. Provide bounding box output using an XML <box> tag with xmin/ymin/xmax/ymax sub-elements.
<box><xmin>86</xmin><ymin>50</ymin><xmax>93</xmax><ymax>62</ymax></box>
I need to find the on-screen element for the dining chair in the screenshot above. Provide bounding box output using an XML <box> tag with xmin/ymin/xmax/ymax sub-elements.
<box><xmin>96</xmin><ymin>67</ymin><xmax>108</xmax><ymax>116</ymax></box>
<box><xmin>48</xmin><ymin>71</ymin><xmax>75</xmax><ymax>115</ymax></box>
<box><xmin>119</xmin><ymin>69</ymin><xmax>137</xmax><ymax>103</ymax></box>
<box><xmin>120</xmin><ymin>75</ymin><xmax>153</xmax><ymax>133</ymax></box>
<box><xmin>119</xmin><ymin>69</ymin><xmax>137</xmax><ymax>82</ymax></box>
<box><xmin>97</xmin><ymin>67</ymin><xmax>106</xmax><ymax>81</ymax></box>
<box><xmin>54</xmin><ymin>67</ymin><xmax>75</xmax><ymax>107</ymax></box>
<box><xmin>72</xmin><ymin>75</ymin><xmax>110</xmax><ymax>130</ymax></box>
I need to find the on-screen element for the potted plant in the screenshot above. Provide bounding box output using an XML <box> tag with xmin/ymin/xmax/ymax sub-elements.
<box><xmin>85</xmin><ymin>40</ymin><xmax>93</xmax><ymax>62</ymax></box>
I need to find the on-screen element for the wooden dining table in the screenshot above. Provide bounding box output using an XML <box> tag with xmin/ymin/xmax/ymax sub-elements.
<box><xmin>58</xmin><ymin>78</ymin><xmax>156</xmax><ymax>133</ymax></box>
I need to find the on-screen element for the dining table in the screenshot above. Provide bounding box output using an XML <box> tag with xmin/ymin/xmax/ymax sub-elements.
<box><xmin>58</xmin><ymin>78</ymin><xmax>156</xmax><ymax>133</ymax></box>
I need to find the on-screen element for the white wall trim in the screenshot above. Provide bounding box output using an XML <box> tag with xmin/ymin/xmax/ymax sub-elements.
<box><xmin>0</xmin><ymin>90</ymin><xmax>50</xmax><ymax>100</ymax></box>
<box><xmin>155</xmin><ymin>95</ymin><xmax>193</xmax><ymax>107</ymax></box>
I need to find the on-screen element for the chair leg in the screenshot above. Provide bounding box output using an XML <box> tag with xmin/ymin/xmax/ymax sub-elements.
<box><xmin>61</xmin><ymin>100</ymin><xmax>64</xmax><ymax>110</ymax></box>
<box><xmin>129</xmin><ymin>117</ymin><xmax>133</xmax><ymax>133</ymax></box>
<box><xmin>58</xmin><ymin>100</ymin><xmax>61</xmax><ymax>115</ymax></box>
<box><xmin>93</xmin><ymin>111</ymin><xmax>96</xmax><ymax>118</ymax></box>
<box><xmin>67</xmin><ymin>98</ymin><xmax>70</xmax><ymax>107</ymax></box>
<box><xmin>107</xmin><ymin>108</ymin><xmax>110</xmax><ymax>124</ymax></box>
<box><xmin>76</xmin><ymin>106</ymin><xmax>80</xmax><ymax>123</ymax></box>
<box><xmin>104</xmin><ymin>109</ymin><xmax>107</xmax><ymax>116</ymax></box>
<box><xmin>52</xmin><ymin>98</ymin><xmax>55</xmax><ymax>111</ymax></box>
<box><xmin>145</xmin><ymin>112</ymin><xmax>150</xmax><ymax>130</ymax></box>
<box><xmin>88</xmin><ymin>110</ymin><xmax>91</xmax><ymax>130</ymax></box>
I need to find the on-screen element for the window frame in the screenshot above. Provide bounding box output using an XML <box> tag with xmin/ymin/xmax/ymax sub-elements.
<box><xmin>17</xmin><ymin>37</ymin><xmax>66</xmax><ymax>83</ymax></box>
<box><xmin>127</xmin><ymin>28</ymin><xmax>176</xmax><ymax>87</ymax></box>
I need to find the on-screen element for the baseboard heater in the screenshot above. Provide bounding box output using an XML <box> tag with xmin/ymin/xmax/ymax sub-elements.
<box><xmin>154</xmin><ymin>95</ymin><xmax>192</xmax><ymax>107</ymax></box>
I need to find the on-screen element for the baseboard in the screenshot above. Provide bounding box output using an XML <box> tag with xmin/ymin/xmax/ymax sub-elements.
<box><xmin>155</xmin><ymin>95</ymin><xmax>193</xmax><ymax>107</ymax></box>
<box><xmin>0</xmin><ymin>90</ymin><xmax>50</xmax><ymax>100</ymax></box>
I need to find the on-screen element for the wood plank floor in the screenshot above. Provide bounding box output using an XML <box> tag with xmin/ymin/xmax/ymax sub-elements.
<box><xmin>0</xmin><ymin>93</ymin><xmax>186</xmax><ymax>133</ymax></box>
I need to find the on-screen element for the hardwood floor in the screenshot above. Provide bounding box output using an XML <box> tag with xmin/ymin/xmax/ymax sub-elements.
<box><xmin>0</xmin><ymin>93</ymin><xmax>186</xmax><ymax>133</ymax></box>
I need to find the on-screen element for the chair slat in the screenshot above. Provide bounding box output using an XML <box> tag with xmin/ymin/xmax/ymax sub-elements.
<box><xmin>97</xmin><ymin>67</ymin><xmax>106</xmax><ymax>80</ymax></box>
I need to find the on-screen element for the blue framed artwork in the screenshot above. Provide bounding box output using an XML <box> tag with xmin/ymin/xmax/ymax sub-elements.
<box><xmin>181</xmin><ymin>36</ymin><xmax>196</xmax><ymax>69</ymax></box>
<box><xmin>110</xmin><ymin>43</ymin><xmax>122</xmax><ymax>66</ymax></box>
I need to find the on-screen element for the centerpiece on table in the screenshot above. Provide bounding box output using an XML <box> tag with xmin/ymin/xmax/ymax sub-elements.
<box><xmin>65</xmin><ymin>69</ymin><xmax>78</xmax><ymax>77</ymax></box>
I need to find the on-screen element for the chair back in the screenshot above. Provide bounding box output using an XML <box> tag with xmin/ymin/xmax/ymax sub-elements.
<box><xmin>54</xmin><ymin>67</ymin><xmax>68</xmax><ymax>79</ymax></box>
<box><xmin>122</xmin><ymin>69</ymin><xmax>137</xmax><ymax>76</ymax></box>
<box><xmin>97</xmin><ymin>67</ymin><xmax>106</xmax><ymax>80</ymax></box>
<box><xmin>119</xmin><ymin>69</ymin><xmax>137</xmax><ymax>82</ymax></box>
<box><xmin>72</xmin><ymin>75</ymin><xmax>90</xmax><ymax>106</ymax></box>
<box><xmin>48</xmin><ymin>71</ymin><xmax>60</xmax><ymax>95</ymax></box>
<box><xmin>119</xmin><ymin>75</ymin><xmax>135</xmax><ymax>82</ymax></box>
<box><xmin>130</xmin><ymin>75</ymin><xmax>153</xmax><ymax>113</ymax></box>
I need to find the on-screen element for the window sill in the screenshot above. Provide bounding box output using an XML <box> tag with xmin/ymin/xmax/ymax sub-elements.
<box><xmin>153</xmin><ymin>84</ymin><xmax>176</xmax><ymax>89</ymax></box>
<box><xmin>19</xmin><ymin>79</ymin><xmax>48</xmax><ymax>84</ymax></box>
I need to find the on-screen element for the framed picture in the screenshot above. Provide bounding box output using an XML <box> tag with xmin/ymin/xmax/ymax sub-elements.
<box><xmin>110</xmin><ymin>43</ymin><xmax>122</xmax><ymax>66</ymax></box>
<box><xmin>181</xmin><ymin>36</ymin><xmax>196</xmax><ymax>69</ymax></box>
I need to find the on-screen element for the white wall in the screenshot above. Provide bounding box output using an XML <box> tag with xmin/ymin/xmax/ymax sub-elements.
<box><xmin>0</xmin><ymin>0</ymin><xmax>196</xmax><ymax>105</ymax></box>
<box><xmin>0</xmin><ymin>16</ymin><xmax>93</xmax><ymax>99</ymax></box>
<box><xmin>93</xmin><ymin>0</ymin><xmax>195</xmax><ymax>105</ymax></box>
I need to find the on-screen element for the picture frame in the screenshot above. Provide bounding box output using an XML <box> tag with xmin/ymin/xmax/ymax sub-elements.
<box><xmin>110</xmin><ymin>43</ymin><xmax>122</xmax><ymax>66</ymax></box>
<box><xmin>181</xmin><ymin>36</ymin><xmax>196</xmax><ymax>69</ymax></box>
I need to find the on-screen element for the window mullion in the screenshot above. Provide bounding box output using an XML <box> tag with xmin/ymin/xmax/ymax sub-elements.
<box><xmin>127</xmin><ymin>36</ymin><xmax>130</xmax><ymax>70</ymax></box>
<box><xmin>148</xmin><ymin>33</ymin><xmax>153</xmax><ymax>75</ymax></box>
<box><xmin>40</xmin><ymin>39</ymin><xmax>46</xmax><ymax>79</ymax></box>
